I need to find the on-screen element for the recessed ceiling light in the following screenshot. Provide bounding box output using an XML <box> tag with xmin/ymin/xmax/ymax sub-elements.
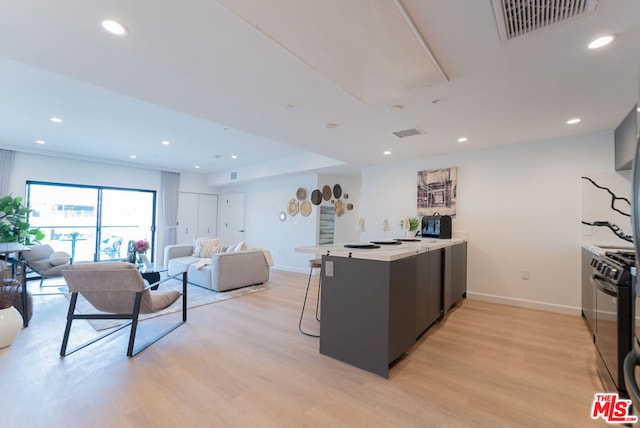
<box><xmin>325</xmin><ymin>123</ymin><xmax>337</xmax><ymax>129</ymax></box>
<box><xmin>194</xmin><ymin>165</ymin><xmax>200</xmax><ymax>169</ymax></box>
<box><xmin>35</xmin><ymin>140</ymin><xmax>45</xmax><ymax>145</ymax></box>
<box><xmin>457</xmin><ymin>137</ymin><xmax>468</xmax><ymax>143</ymax></box>
<box><xmin>383</xmin><ymin>151</ymin><xmax>391</xmax><ymax>155</ymax></box>
<box><xmin>161</xmin><ymin>140</ymin><xmax>170</xmax><ymax>145</ymax></box>
<box><xmin>637</xmin><ymin>106</ymin><xmax>640</xmax><ymax>112</ymax></box>
<box><xmin>231</xmin><ymin>155</ymin><xmax>238</xmax><ymax>159</ymax></box>
<box><xmin>566</xmin><ymin>118</ymin><xmax>581</xmax><ymax>125</ymax></box>
<box><xmin>386</xmin><ymin>105</ymin><xmax>403</xmax><ymax>112</ymax></box>
<box><xmin>129</xmin><ymin>155</ymin><xmax>137</xmax><ymax>159</ymax></box>
<box><xmin>588</xmin><ymin>35</ymin><xmax>614</xmax><ymax>49</ymax></box>
<box><xmin>101</xmin><ymin>19</ymin><xmax>128</xmax><ymax>36</ymax></box>
<box><xmin>50</xmin><ymin>117</ymin><xmax>63</xmax><ymax>123</ymax></box>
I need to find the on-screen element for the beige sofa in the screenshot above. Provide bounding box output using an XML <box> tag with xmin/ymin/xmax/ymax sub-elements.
<box><xmin>164</xmin><ymin>243</ymin><xmax>271</xmax><ymax>291</ymax></box>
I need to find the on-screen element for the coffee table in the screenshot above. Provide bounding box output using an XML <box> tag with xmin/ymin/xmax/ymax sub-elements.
<box><xmin>138</xmin><ymin>264</ymin><xmax>168</xmax><ymax>290</ymax></box>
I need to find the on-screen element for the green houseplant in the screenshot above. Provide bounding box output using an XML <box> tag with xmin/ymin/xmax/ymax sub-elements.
<box><xmin>0</xmin><ymin>195</ymin><xmax>44</xmax><ymax>244</ymax></box>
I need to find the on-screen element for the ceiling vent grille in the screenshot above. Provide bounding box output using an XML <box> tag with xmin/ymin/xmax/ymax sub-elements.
<box><xmin>392</xmin><ymin>127</ymin><xmax>424</xmax><ymax>139</ymax></box>
<box><xmin>492</xmin><ymin>0</ymin><xmax>598</xmax><ymax>41</ymax></box>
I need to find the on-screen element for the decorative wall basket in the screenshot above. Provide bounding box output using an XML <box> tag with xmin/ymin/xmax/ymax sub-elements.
<box><xmin>287</xmin><ymin>199</ymin><xmax>299</xmax><ymax>216</ymax></box>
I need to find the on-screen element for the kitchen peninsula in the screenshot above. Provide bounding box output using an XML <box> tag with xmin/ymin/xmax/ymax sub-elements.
<box><xmin>296</xmin><ymin>238</ymin><xmax>467</xmax><ymax>378</ymax></box>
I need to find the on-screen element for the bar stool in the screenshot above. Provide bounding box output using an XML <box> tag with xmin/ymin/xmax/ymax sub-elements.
<box><xmin>298</xmin><ymin>258</ymin><xmax>321</xmax><ymax>337</ymax></box>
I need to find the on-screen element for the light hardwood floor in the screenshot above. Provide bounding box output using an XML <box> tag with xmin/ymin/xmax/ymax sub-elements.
<box><xmin>1</xmin><ymin>270</ymin><xmax>608</xmax><ymax>427</ymax></box>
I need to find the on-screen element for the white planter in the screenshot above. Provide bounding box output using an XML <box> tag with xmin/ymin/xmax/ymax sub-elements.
<box><xmin>0</xmin><ymin>306</ymin><xmax>22</xmax><ymax>348</ymax></box>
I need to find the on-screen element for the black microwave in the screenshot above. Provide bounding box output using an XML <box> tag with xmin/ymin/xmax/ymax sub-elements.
<box><xmin>421</xmin><ymin>215</ymin><xmax>452</xmax><ymax>239</ymax></box>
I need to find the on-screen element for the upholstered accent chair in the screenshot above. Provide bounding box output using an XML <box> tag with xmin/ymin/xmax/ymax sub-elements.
<box><xmin>60</xmin><ymin>262</ymin><xmax>187</xmax><ymax>357</ymax></box>
<box><xmin>22</xmin><ymin>244</ymin><xmax>71</xmax><ymax>287</ymax></box>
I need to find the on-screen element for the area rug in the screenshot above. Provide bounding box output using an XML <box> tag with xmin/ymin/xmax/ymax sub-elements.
<box><xmin>67</xmin><ymin>277</ymin><xmax>269</xmax><ymax>331</ymax></box>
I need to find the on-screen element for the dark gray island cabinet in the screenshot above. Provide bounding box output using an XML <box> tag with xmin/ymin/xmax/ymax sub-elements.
<box><xmin>314</xmin><ymin>240</ymin><xmax>467</xmax><ymax>378</ymax></box>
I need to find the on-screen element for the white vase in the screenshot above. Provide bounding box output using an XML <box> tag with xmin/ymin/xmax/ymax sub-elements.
<box><xmin>0</xmin><ymin>306</ymin><xmax>23</xmax><ymax>348</ymax></box>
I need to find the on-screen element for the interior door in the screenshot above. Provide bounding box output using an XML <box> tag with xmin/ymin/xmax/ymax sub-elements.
<box><xmin>221</xmin><ymin>193</ymin><xmax>245</xmax><ymax>245</ymax></box>
<box><xmin>177</xmin><ymin>192</ymin><xmax>198</xmax><ymax>244</ymax></box>
<box><xmin>196</xmin><ymin>194</ymin><xmax>218</xmax><ymax>238</ymax></box>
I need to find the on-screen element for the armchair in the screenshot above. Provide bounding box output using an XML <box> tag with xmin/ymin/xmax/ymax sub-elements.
<box><xmin>21</xmin><ymin>244</ymin><xmax>71</xmax><ymax>287</ymax></box>
<box><xmin>60</xmin><ymin>262</ymin><xmax>187</xmax><ymax>357</ymax></box>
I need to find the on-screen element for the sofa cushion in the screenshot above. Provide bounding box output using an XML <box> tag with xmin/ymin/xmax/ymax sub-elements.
<box><xmin>193</xmin><ymin>238</ymin><xmax>220</xmax><ymax>257</ymax></box>
<box><xmin>167</xmin><ymin>256</ymin><xmax>202</xmax><ymax>276</ymax></box>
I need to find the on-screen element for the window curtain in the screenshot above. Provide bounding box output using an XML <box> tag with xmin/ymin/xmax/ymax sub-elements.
<box><xmin>0</xmin><ymin>149</ymin><xmax>15</xmax><ymax>197</ymax></box>
<box><xmin>159</xmin><ymin>171</ymin><xmax>180</xmax><ymax>263</ymax></box>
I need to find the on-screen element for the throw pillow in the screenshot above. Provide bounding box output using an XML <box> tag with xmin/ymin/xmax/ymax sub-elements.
<box><xmin>49</xmin><ymin>251</ymin><xmax>71</xmax><ymax>266</ymax></box>
<box><xmin>199</xmin><ymin>245</ymin><xmax>225</xmax><ymax>258</ymax></box>
<box><xmin>225</xmin><ymin>241</ymin><xmax>245</xmax><ymax>252</ymax></box>
<box><xmin>194</xmin><ymin>238</ymin><xmax>220</xmax><ymax>257</ymax></box>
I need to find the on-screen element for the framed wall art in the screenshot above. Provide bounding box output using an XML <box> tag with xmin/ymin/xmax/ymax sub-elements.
<box><xmin>417</xmin><ymin>167</ymin><xmax>457</xmax><ymax>216</ymax></box>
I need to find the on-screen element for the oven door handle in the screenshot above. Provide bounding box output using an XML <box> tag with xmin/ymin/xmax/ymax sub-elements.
<box><xmin>591</xmin><ymin>275</ymin><xmax>618</xmax><ymax>297</ymax></box>
<box><xmin>624</xmin><ymin>351</ymin><xmax>640</xmax><ymax>402</ymax></box>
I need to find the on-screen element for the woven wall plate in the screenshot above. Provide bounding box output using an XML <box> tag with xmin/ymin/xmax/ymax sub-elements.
<box><xmin>311</xmin><ymin>189</ymin><xmax>322</xmax><ymax>205</ymax></box>
<box><xmin>322</xmin><ymin>185</ymin><xmax>332</xmax><ymax>201</ymax></box>
<box><xmin>335</xmin><ymin>199</ymin><xmax>345</xmax><ymax>217</ymax></box>
<box><xmin>347</xmin><ymin>203</ymin><xmax>354</xmax><ymax>210</ymax></box>
<box><xmin>333</xmin><ymin>184</ymin><xmax>342</xmax><ymax>199</ymax></box>
<box><xmin>300</xmin><ymin>200</ymin><xmax>312</xmax><ymax>217</ymax></box>
<box><xmin>287</xmin><ymin>199</ymin><xmax>299</xmax><ymax>216</ymax></box>
<box><xmin>296</xmin><ymin>188</ymin><xmax>306</xmax><ymax>201</ymax></box>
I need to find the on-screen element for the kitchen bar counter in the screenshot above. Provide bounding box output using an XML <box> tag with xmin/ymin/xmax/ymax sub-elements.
<box><xmin>295</xmin><ymin>237</ymin><xmax>466</xmax><ymax>262</ymax></box>
<box><xmin>295</xmin><ymin>238</ymin><xmax>467</xmax><ymax>378</ymax></box>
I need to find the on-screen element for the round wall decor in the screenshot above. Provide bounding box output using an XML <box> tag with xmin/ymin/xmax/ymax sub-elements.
<box><xmin>322</xmin><ymin>185</ymin><xmax>332</xmax><ymax>201</ymax></box>
<box><xmin>296</xmin><ymin>188</ymin><xmax>307</xmax><ymax>201</ymax></box>
<box><xmin>333</xmin><ymin>184</ymin><xmax>342</xmax><ymax>199</ymax></box>
<box><xmin>311</xmin><ymin>189</ymin><xmax>322</xmax><ymax>205</ymax></box>
<box><xmin>300</xmin><ymin>200</ymin><xmax>312</xmax><ymax>217</ymax></box>
<box><xmin>287</xmin><ymin>199</ymin><xmax>299</xmax><ymax>216</ymax></box>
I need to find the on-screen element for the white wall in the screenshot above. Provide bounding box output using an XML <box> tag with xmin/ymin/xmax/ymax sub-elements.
<box><xmin>219</xmin><ymin>173</ymin><xmax>361</xmax><ymax>272</ymax></box>
<box><xmin>360</xmin><ymin>130</ymin><xmax>614</xmax><ymax>314</ymax></box>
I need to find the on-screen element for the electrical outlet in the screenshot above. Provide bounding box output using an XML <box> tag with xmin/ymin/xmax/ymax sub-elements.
<box><xmin>521</xmin><ymin>270</ymin><xmax>530</xmax><ymax>280</ymax></box>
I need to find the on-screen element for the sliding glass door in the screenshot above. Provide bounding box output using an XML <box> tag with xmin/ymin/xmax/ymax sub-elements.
<box><xmin>26</xmin><ymin>182</ymin><xmax>156</xmax><ymax>263</ymax></box>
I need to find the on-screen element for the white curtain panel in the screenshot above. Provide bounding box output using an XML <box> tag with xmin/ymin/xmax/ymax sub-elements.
<box><xmin>0</xmin><ymin>149</ymin><xmax>15</xmax><ymax>197</ymax></box>
<box><xmin>161</xmin><ymin>171</ymin><xmax>180</xmax><ymax>249</ymax></box>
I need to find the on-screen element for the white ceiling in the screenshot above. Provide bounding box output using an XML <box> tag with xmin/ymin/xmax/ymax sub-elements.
<box><xmin>0</xmin><ymin>0</ymin><xmax>639</xmax><ymax>185</ymax></box>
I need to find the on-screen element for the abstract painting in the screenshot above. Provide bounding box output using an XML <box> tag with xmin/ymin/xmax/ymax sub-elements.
<box><xmin>417</xmin><ymin>167</ymin><xmax>457</xmax><ymax>216</ymax></box>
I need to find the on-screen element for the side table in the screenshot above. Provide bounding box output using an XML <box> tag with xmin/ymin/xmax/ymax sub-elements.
<box><xmin>138</xmin><ymin>264</ymin><xmax>168</xmax><ymax>290</ymax></box>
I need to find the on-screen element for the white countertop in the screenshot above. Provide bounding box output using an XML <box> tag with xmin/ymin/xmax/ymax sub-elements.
<box><xmin>582</xmin><ymin>242</ymin><xmax>635</xmax><ymax>257</ymax></box>
<box><xmin>296</xmin><ymin>238</ymin><xmax>466</xmax><ymax>262</ymax></box>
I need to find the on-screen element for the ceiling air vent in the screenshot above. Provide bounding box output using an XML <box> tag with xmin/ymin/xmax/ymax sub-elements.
<box><xmin>230</xmin><ymin>172</ymin><xmax>237</xmax><ymax>180</ymax></box>
<box><xmin>392</xmin><ymin>127</ymin><xmax>424</xmax><ymax>139</ymax></box>
<box><xmin>492</xmin><ymin>0</ymin><xmax>598</xmax><ymax>41</ymax></box>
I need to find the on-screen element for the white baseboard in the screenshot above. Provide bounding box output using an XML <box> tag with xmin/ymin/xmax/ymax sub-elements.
<box><xmin>466</xmin><ymin>291</ymin><xmax>581</xmax><ymax>316</ymax></box>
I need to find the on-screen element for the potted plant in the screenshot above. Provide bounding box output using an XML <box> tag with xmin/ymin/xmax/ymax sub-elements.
<box><xmin>400</xmin><ymin>216</ymin><xmax>421</xmax><ymax>237</ymax></box>
<box><xmin>0</xmin><ymin>263</ymin><xmax>25</xmax><ymax>348</ymax></box>
<box><xmin>0</xmin><ymin>195</ymin><xmax>44</xmax><ymax>244</ymax></box>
